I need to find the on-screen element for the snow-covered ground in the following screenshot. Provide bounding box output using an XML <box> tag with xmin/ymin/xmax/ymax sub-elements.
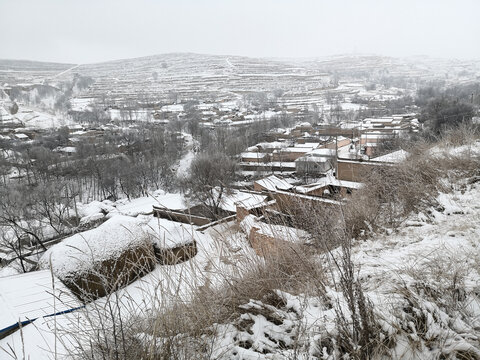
<box><xmin>0</xmin><ymin>219</ymin><xmax>259</xmax><ymax>359</ymax></box>
<box><xmin>2</xmin><ymin>178</ymin><xmax>478</xmax><ymax>358</ymax></box>
<box><xmin>203</xmin><ymin>178</ymin><xmax>480</xmax><ymax>359</ymax></box>
<box><xmin>175</xmin><ymin>133</ymin><xmax>197</xmax><ymax>178</ymax></box>
<box><xmin>13</xmin><ymin>106</ymin><xmax>72</xmax><ymax>129</ymax></box>
<box><xmin>1</xmin><ymin>140</ymin><xmax>479</xmax><ymax>359</ymax></box>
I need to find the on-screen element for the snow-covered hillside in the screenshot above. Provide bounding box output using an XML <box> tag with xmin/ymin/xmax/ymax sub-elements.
<box><xmin>1</xmin><ymin>156</ymin><xmax>479</xmax><ymax>359</ymax></box>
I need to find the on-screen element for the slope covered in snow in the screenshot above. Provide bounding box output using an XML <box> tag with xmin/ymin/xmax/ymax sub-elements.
<box><xmin>202</xmin><ymin>179</ymin><xmax>480</xmax><ymax>359</ymax></box>
<box><xmin>1</xmin><ymin>138</ymin><xmax>479</xmax><ymax>359</ymax></box>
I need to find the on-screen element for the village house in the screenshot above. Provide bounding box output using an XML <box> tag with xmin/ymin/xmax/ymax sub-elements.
<box><xmin>239</xmin><ymin>161</ymin><xmax>297</xmax><ymax>173</ymax></box>
<box><xmin>319</xmin><ymin>136</ymin><xmax>352</xmax><ymax>150</ymax></box>
<box><xmin>294</xmin><ymin>142</ymin><xmax>321</xmax><ymax>149</ymax></box>
<box><xmin>270</xmin><ymin>189</ymin><xmax>343</xmax><ymax>215</ymax></box>
<box><xmin>336</xmin><ymin>158</ymin><xmax>385</xmax><ymax>182</ymax></box>
<box><xmin>264</xmin><ymin>128</ymin><xmax>293</xmax><ymax>141</ymax></box>
<box><xmin>335</xmin><ymin>151</ymin><xmax>408</xmax><ymax>182</ymax></box>
<box><xmin>252</xmin><ymin>141</ymin><xmax>291</xmax><ymax>152</ymax></box>
<box><xmin>295</xmin><ymin>148</ymin><xmax>336</xmax><ymax>175</ymax></box>
<box><xmin>240</xmin><ymin>151</ymin><xmax>270</xmax><ymax>163</ymax></box>
<box><xmin>290</xmin><ymin>122</ymin><xmax>314</xmax><ymax>137</ymax></box>
<box><xmin>271</xmin><ymin>145</ymin><xmax>318</xmax><ymax>162</ymax></box>
<box><xmin>55</xmin><ymin>146</ymin><xmax>77</xmax><ymax>156</ymax></box>
<box><xmin>253</xmin><ymin>174</ymin><xmax>294</xmax><ymax>193</ymax></box>
<box><xmin>239</xmin><ymin>214</ymin><xmax>308</xmax><ymax>257</ymax></box>
<box><xmin>13</xmin><ymin>133</ymin><xmax>29</xmax><ymax>141</ymax></box>
<box><xmin>295</xmin><ymin>174</ymin><xmax>363</xmax><ymax>197</ymax></box>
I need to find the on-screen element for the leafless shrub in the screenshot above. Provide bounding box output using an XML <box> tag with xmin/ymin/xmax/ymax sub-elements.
<box><xmin>440</xmin><ymin>121</ymin><xmax>479</xmax><ymax>148</ymax></box>
<box><xmin>343</xmin><ymin>149</ymin><xmax>442</xmax><ymax>237</ymax></box>
<box><xmin>267</xmin><ymin>198</ymin><xmax>388</xmax><ymax>357</ymax></box>
<box><xmin>143</xmin><ymin>242</ymin><xmax>326</xmax><ymax>337</ymax></box>
<box><xmin>320</xmin><ymin>220</ymin><xmax>391</xmax><ymax>359</ymax></box>
<box><xmin>343</xmin><ymin>125</ymin><xmax>479</xmax><ymax>238</ymax></box>
<box><xmin>275</xmin><ymin>198</ymin><xmax>346</xmax><ymax>251</ymax></box>
<box><xmin>59</xmin><ymin>290</ymin><xmax>159</xmax><ymax>360</ymax></box>
<box><xmin>329</xmin><ymin>126</ymin><xmax>480</xmax><ymax>359</ymax></box>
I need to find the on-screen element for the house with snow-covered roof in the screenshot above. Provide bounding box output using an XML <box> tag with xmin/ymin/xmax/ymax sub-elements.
<box><xmin>336</xmin><ymin>148</ymin><xmax>407</xmax><ymax>182</ymax></box>
<box><xmin>295</xmin><ymin>174</ymin><xmax>363</xmax><ymax>198</ymax></box>
<box><xmin>253</xmin><ymin>175</ymin><xmax>294</xmax><ymax>193</ymax></box>
<box><xmin>295</xmin><ymin>148</ymin><xmax>336</xmax><ymax>175</ymax></box>
<box><xmin>241</xmin><ymin>151</ymin><xmax>270</xmax><ymax>163</ymax></box>
<box><xmin>290</xmin><ymin>122</ymin><xmax>314</xmax><ymax>137</ymax></box>
<box><xmin>13</xmin><ymin>133</ymin><xmax>29</xmax><ymax>140</ymax></box>
<box><xmin>272</xmin><ymin>145</ymin><xmax>317</xmax><ymax>162</ymax></box>
<box><xmin>318</xmin><ymin>136</ymin><xmax>352</xmax><ymax>150</ymax></box>
<box><xmin>251</xmin><ymin>141</ymin><xmax>291</xmax><ymax>152</ymax></box>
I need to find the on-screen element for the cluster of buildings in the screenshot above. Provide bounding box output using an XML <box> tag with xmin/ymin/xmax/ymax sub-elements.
<box><xmin>226</xmin><ymin>115</ymin><xmax>417</xmax><ymax>254</ymax></box>
<box><xmin>151</xmin><ymin>116</ymin><xmax>415</xmax><ymax>258</ymax></box>
<box><xmin>239</xmin><ymin>114</ymin><xmax>418</xmax><ymax>177</ymax></box>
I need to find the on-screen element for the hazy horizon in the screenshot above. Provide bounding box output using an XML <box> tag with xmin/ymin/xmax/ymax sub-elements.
<box><xmin>1</xmin><ymin>0</ymin><xmax>479</xmax><ymax>64</ymax></box>
<box><xmin>2</xmin><ymin>51</ymin><xmax>479</xmax><ymax>67</ymax></box>
<box><xmin>0</xmin><ymin>52</ymin><xmax>472</xmax><ymax>67</ymax></box>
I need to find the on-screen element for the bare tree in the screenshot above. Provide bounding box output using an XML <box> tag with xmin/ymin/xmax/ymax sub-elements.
<box><xmin>0</xmin><ymin>186</ymin><xmax>47</xmax><ymax>252</ymax></box>
<box><xmin>182</xmin><ymin>152</ymin><xmax>236</xmax><ymax>218</ymax></box>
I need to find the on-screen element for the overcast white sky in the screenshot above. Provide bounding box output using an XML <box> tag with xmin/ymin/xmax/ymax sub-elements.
<box><xmin>1</xmin><ymin>0</ymin><xmax>479</xmax><ymax>64</ymax></box>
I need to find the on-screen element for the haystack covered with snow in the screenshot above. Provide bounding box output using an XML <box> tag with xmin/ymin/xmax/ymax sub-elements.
<box><xmin>39</xmin><ymin>215</ymin><xmax>156</xmax><ymax>300</ymax></box>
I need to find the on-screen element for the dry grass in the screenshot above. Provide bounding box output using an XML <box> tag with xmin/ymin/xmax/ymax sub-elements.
<box><xmin>57</xmin><ymin>232</ymin><xmax>327</xmax><ymax>359</ymax></box>
<box><xmin>439</xmin><ymin>121</ymin><xmax>479</xmax><ymax>148</ymax></box>
<box><xmin>140</xmin><ymin>242</ymin><xmax>327</xmax><ymax>355</ymax></box>
<box><xmin>344</xmin><ymin>127</ymin><xmax>479</xmax><ymax>238</ymax></box>
<box><xmin>343</xmin><ymin>151</ymin><xmax>442</xmax><ymax>236</ymax></box>
<box><xmin>58</xmin><ymin>126</ymin><xmax>480</xmax><ymax>359</ymax></box>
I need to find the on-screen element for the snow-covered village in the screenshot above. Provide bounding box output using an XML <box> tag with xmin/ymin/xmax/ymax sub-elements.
<box><xmin>1</xmin><ymin>1</ymin><xmax>480</xmax><ymax>359</ymax></box>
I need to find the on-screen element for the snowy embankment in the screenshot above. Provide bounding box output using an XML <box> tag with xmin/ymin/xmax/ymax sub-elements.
<box><xmin>2</xmin><ymin>185</ymin><xmax>478</xmax><ymax>359</ymax></box>
<box><xmin>32</xmin><ymin>176</ymin><xmax>476</xmax><ymax>360</ymax></box>
<box><xmin>203</xmin><ymin>180</ymin><xmax>480</xmax><ymax>359</ymax></box>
